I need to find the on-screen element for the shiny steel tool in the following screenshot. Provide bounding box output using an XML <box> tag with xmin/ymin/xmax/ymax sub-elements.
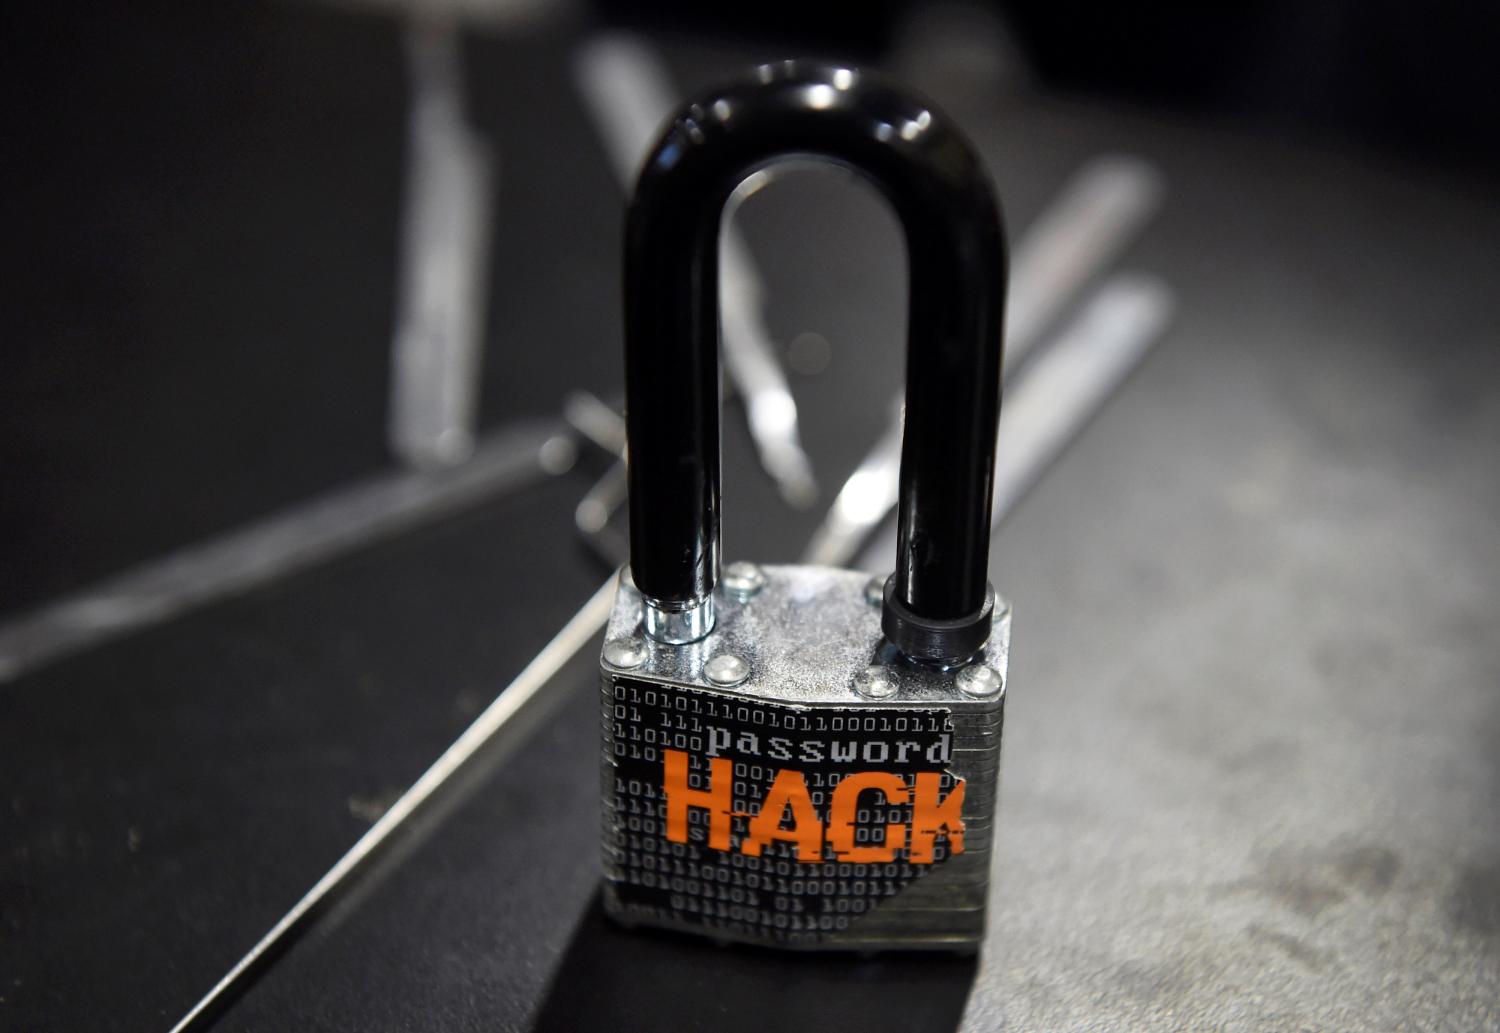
<box><xmin>562</xmin><ymin>390</ymin><xmax>630</xmax><ymax>566</ymax></box>
<box><xmin>804</xmin><ymin>154</ymin><xmax>1162</xmax><ymax>567</ymax></box>
<box><xmin>575</xmin><ymin>34</ymin><xmax>818</xmax><ymax>508</ymax></box>
<box><xmin>600</xmin><ymin>63</ymin><xmax>1009</xmax><ymax>950</ymax></box>
<box><xmin>859</xmin><ymin>271</ymin><xmax>1173</xmax><ymax>570</ymax></box>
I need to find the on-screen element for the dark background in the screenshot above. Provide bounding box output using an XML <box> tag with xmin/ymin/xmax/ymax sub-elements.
<box><xmin>3</xmin><ymin>2</ymin><xmax>1497</xmax><ymax>1031</ymax></box>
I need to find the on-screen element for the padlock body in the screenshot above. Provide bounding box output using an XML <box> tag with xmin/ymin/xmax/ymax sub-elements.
<box><xmin>599</xmin><ymin>564</ymin><xmax>1007</xmax><ymax>951</ymax></box>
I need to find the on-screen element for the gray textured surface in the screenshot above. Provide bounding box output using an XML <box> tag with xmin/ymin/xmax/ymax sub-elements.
<box><xmin>959</xmin><ymin>97</ymin><xmax>1500</xmax><ymax>1029</ymax></box>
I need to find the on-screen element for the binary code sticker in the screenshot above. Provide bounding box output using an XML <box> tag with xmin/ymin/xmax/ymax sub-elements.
<box><xmin>604</xmin><ymin>676</ymin><xmax>966</xmax><ymax>944</ymax></box>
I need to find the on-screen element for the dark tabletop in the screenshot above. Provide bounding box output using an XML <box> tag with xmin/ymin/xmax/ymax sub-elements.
<box><xmin>2</xmin><ymin>4</ymin><xmax>1497</xmax><ymax>1031</ymax></box>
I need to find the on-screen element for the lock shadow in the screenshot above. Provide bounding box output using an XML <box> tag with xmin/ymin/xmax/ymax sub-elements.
<box><xmin>531</xmin><ymin>891</ymin><xmax>979</xmax><ymax>1033</ymax></box>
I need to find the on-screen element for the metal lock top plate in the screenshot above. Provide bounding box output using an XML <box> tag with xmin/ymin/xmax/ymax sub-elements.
<box><xmin>599</xmin><ymin>564</ymin><xmax>1009</xmax><ymax>951</ymax></box>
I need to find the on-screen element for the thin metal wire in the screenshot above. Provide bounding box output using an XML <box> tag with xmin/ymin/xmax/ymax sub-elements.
<box><xmin>166</xmin><ymin>576</ymin><xmax>617</xmax><ymax>1033</ymax></box>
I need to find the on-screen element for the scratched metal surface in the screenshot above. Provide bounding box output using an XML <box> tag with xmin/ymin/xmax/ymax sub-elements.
<box><xmin>3</xmin><ymin>6</ymin><xmax>1498</xmax><ymax>1033</ymax></box>
<box><xmin>598</xmin><ymin>566</ymin><xmax>1007</xmax><ymax>950</ymax></box>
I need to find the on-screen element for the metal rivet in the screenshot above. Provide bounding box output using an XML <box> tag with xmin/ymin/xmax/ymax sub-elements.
<box><xmin>603</xmin><ymin>637</ymin><xmax>648</xmax><ymax>670</ymax></box>
<box><xmin>956</xmin><ymin>664</ymin><xmax>1002</xmax><ymax>698</ymax></box>
<box><xmin>705</xmin><ymin>653</ymin><xmax>750</xmax><ymax>686</ymax></box>
<box><xmin>722</xmin><ymin>561</ymin><xmax>766</xmax><ymax>599</ymax></box>
<box><xmin>853</xmin><ymin>665</ymin><xmax>898</xmax><ymax>699</ymax></box>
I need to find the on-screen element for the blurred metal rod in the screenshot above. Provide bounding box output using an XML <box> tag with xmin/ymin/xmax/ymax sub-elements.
<box><xmin>1005</xmin><ymin>155</ymin><xmax>1163</xmax><ymax>356</ymax></box>
<box><xmin>575</xmin><ymin>460</ymin><xmax>628</xmax><ymax>538</ymax></box>
<box><xmin>573</xmin><ymin>33</ymin><xmax>817</xmax><ymax>508</ymax></box>
<box><xmin>857</xmin><ymin>273</ymin><xmax>1174</xmax><ymax>571</ymax></box>
<box><xmin>562</xmin><ymin>389</ymin><xmax>627</xmax><ymax>457</ymax></box>
<box><xmin>803</xmin><ymin>155</ymin><xmax>1164</xmax><ymax>566</ymax></box>
<box><xmin>388</xmin><ymin>18</ymin><xmax>496</xmax><ymax>470</ymax></box>
<box><xmin>0</xmin><ymin>422</ymin><xmax>570</xmax><ymax>684</ymax></box>
<box><xmin>562</xmin><ymin>390</ymin><xmax>631</xmax><ymax>565</ymax></box>
<box><xmin>717</xmin><ymin>269</ymin><xmax>818</xmax><ymax>508</ymax></box>
<box><xmin>165</xmin><ymin>575</ymin><xmax>617</xmax><ymax>1033</ymax></box>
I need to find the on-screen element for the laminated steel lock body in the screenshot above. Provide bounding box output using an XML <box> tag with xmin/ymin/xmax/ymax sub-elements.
<box><xmin>600</xmin><ymin>62</ymin><xmax>1009</xmax><ymax>951</ymax></box>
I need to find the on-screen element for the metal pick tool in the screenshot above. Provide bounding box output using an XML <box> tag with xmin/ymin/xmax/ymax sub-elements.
<box><xmin>562</xmin><ymin>390</ymin><xmax>631</xmax><ymax>567</ymax></box>
<box><xmin>388</xmin><ymin>18</ymin><xmax>495</xmax><ymax>471</ymax></box>
<box><xmin>574</xmin><ymin>33</ymin><xmax>818</xmax><ymax>509</ymax></box>
<box><xmin>857</xmin><ymin>272</ymin><xmax>1175</xmax><ymax>571</ymax></box>
<box><xmin>803</xmin><ymin>153</ymin><xmax>1165</xmax><ymax>567</ymax></box>
<box><xmin>167</xmin><ymin>577</ymin><xmax>619</xmax><ymax>1033</ymax></box>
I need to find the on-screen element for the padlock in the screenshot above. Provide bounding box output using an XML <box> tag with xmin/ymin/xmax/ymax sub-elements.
<box><xmin>599</xmin><ymin>62</ymin><xmax>1008</xmax><ymax>951</ymax></box>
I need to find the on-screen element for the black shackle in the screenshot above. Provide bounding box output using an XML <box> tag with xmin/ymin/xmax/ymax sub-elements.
<box><xmin>624</xmin><ymin>62</ymin><xmax>1007</xmax><ymax>663</ymax></box>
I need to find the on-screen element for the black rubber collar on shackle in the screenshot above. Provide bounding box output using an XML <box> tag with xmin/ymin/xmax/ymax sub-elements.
<box><xmin>881</xmin><ymin>576</ymin><xmax>996</xmax><ymax>664</ymax></box>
